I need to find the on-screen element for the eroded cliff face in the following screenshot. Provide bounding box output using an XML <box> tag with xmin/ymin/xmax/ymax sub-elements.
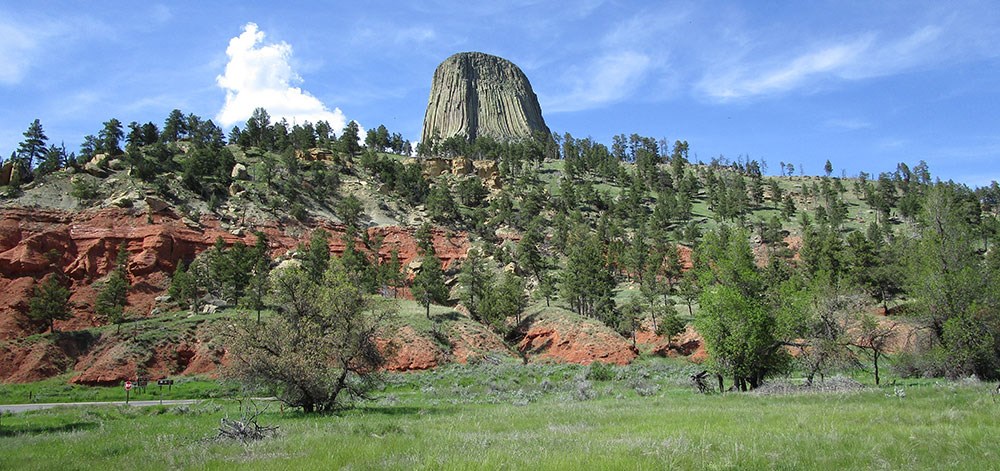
<box><xmin>421</xmin><ymin>52</ymin><xmax>550</xmax><ymax>143</ymax></box>
<box><xmin>0</xmin><ymin>207</ymin><xmax>471</xmax><ymax>341</ymax></box>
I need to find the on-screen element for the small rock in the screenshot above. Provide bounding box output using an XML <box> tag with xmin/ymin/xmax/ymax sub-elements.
<box><xmin>231</xmin><ymin>163</ymin><xmax>249</xmax><ymax>180</ymax></box>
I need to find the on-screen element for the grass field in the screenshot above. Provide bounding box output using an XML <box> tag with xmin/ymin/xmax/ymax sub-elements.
<box><xmin>2</xmin><ymin>360</ymin><xmax>998</xmax><ymax>470</ymax></box>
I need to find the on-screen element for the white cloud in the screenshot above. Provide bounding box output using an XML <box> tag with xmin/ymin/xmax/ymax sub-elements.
<box><xmin>0</xmin><ymin>18</ymin><xmax>59</xmax><ymax>85</ymax></box>
<box><xmin>543</xmin><ymin>51</ymin><xmax>653</xmax><ymax>113</ymax></box>
<box><xmin>215</xmin><ymin>23</ymin><xmax>346</xmax><ymax>130</ymax></box>
<box><xmin>696</xmin><ymin>21</ymin><xmax>976</xmax><ymax>102</ymax></box>
<box><xmin>824</xmin><ymin>117</ymin><xmax>872</xmax><ymax>131</ymax></box>
<box><xmin>699</xmin><ymin>37</ymin><xmax>871</xmax><ymax>100</ymax></box>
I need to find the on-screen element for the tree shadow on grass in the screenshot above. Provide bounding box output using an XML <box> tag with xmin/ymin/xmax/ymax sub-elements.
<box><xmin>0</xmin><ymin>421</ymin><xmax>97</xmax><ymax>437</ymax></box>
<box><xmin>432</xmin><ymin>310</ymin><xmax>463</xmax><ymax>322</ymax></box>
<box><xmin>343</xmin><ymin>405</ymin><xmax>454</xmax><ymax>417</ymax></box>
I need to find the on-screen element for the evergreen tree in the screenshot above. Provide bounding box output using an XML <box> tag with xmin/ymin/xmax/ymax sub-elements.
<box><xmin>426</xmin><ymin>185</ymin><xmax>459</xmax><ymax>223</ymax></box>
<box><xmin>459</xmin><ymin>248</ymin><xmax>492</xmax><ymax>322</ymax></box>
<box><xmin>561</xmin><ymin>230</ymin><xmax>616</xmax><ymax>323</ymax></box>
<box><xmin>96</xmin><ymin>244</ymin><xmax>130</xmax><ymax>333</ymax></box>
<box><xmin>98</xmin><ymin>118</ymin><xmax>124</xmax><ymax>156</ymax></box>
<box><xmin>162</xmin><ymin>109</ymin><xmax>187</xmax><ymax>142</ymax></box>
<box><xmin>341</xmin><ymin>229</ymin><xmax>377</xmax><ymax>293</ymax></box>
<box><xmin>169</xmin><ymin>259</ymin><xmax>199</xmax><ymax>313</ymax></box>
<box><xmin>240</xmin><ymin>233</ymin><xmax>272</xmax><ymax>322</ymax></box>
<box><xmin>28</xmin><ymin>275</ymin><xmax>71</xmax><ymax>333</ymax></box>
<box><xmin>35</xmin><ymin>144</ymin><xmax>67</xmax><ymax>177</ymax></box>
<box><xmin>339</xmin><ymin>121</ymin><xmax>362</xmax><ymax>155</ymax></box>
<box><xmin>304</xmin><ymin>229</ymin><xmax>331</xmax><ymax>281</ymax></box>
<box><xmin>16</xmin><ymin>119</ymin><xmax>47</xmax><ymax>171</ymax></box>
<box><xmin>411</xmin><ymin>254</ymin><xmax>449</xmax><ymax>319</ymax></box>
<box><xmin>481</xmin><ymin>272</ymin><xmax>527</xmax><ymax>330</ymax></box>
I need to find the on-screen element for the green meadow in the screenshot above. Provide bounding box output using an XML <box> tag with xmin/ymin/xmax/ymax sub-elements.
<box><xmin>2</xmin><ymin>361</ymin><xmax>998</xmax><ymax>470</ymax></box>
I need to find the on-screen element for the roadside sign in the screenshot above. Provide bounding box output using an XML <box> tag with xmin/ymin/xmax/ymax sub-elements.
<box><xmin>124</xmin><ymin>381</ymin><xmax>133</xmax><ymax>391</ymax></box>
<box><xmin>157</xmin><ymin>379</ymin><xmax>174</xmax><ymax>405</ymax></box>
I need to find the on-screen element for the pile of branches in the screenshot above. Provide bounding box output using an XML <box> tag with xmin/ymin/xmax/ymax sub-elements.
<box><xmin>690</xmin><ymin>370</ymin><xmax>712</xmax><ymax>394</ymax></box>
<box><xmin>216</xmin><ymin>398</ymin><xmax>278</xmax><ymax>444</ymax></box>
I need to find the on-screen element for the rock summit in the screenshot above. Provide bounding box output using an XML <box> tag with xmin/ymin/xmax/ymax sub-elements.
<box><xmin>421</xmin><ymin>52</ymin><xmax>550</xmax><ymax>144</ymax></box>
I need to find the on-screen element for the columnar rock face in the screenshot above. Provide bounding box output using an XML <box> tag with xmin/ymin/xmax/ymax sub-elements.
<box><xmin>421</xmin><ymin>52</ymin><xmax>550</xmax><ymax>144</ymax></box>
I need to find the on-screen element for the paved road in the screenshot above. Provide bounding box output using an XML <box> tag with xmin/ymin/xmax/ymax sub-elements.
<box><xmin>0</xmin><ymin>399</ymin><xmax>202</xmax><ymax>414</ymax></box>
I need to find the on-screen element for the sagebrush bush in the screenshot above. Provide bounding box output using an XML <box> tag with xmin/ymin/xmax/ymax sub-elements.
<box><xmin>586</xmin><ymin>362</ymin><xmax>615</xmax><ymax>381</ymax></box>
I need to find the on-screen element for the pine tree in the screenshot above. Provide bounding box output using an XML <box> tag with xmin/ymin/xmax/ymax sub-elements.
<box><xmin>96</xmin><ymin>244</ymin><xmax>131</xmax><ymax>332</ymax></box>
<box><xmin>99</xmin><ymin>118</ymin><xmax>125</xmax><ymax>156</ymax></box>
<box><xmin>169</xmin><ymin>259</ymin><xmax>199</xmax><ymax>313</ymax></box>
<box><xmin>16</xmin><ymin>119</ymin><xmax>47</xmax><ymax>172</ymax></box>
<box><xmin>28</xmin><ymin>276</ymin><xmax>71</xmax><ymax>333</ymax></box>
<box><xmin>561</xmin><ymin>231</ymin><xmax>616</xmax><ymax>323</ymax></box>
<box><xmin>304</xmin><ymin>229</ymin><xmax>331</xmax><ymax>281</ymax></box>
<box><xmin>411</xmin><ymin>254</ymin><xmax>449</xmax><ymax>319</ymax></box>
<box><xmin>240</xmin><ymin>232</ymin><xmax>272</xmax><ymax>322</ymax></box>
<box><xmin>459</xmin><ymin>248</ymin><xmax>492</xmax><ymax>321</ymax></box>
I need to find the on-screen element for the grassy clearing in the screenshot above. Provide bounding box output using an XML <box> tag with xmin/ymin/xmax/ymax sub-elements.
<box><xmin>2</xmin><ymin>361</ymin><xmax>998</xmax><ymax>469</ymax></box>
<box><xmin>0</xmin><ymin>375</ymin><xmax>239</xmax><ymax>405</ymax></box>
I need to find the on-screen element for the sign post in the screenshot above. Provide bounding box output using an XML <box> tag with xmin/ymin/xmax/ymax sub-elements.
<box><xmin>156</xmin><ymin>379</ymin><xmax>174</xmax><ymax>405</ymax></box>
<box><xmin>124</xmin><ymin>380</ymin><xmax>133</xmax><ymax>405</ymax></box>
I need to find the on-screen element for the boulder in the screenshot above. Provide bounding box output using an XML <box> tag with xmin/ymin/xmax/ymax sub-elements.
<box><xmin>231</xmin><ymin>163</ymin><xmax>249</xmax><ymax>180</ymax></box>
<box><xmin>421</xmin><ymin>158</ymin><xmax>450</xmax><ymax>178</ymax></box>
<box><xmin>0</xmin><ymin>161</ymin><xmax>13</xmax><ymax>186</ymax></box>
<box><xmin>451</xmin><ymin>157</ymin><xmax>473</xmax><ymax>175</ymax></box>
<box><xmin>84</xmin><ymin>154</ymin><xmax>111</xmax><ymax>177</ymax></box>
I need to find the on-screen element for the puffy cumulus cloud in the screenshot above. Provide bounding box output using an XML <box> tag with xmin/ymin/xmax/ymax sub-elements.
<box><xmin>216</xmin><ymin>23</ymin><xmax>346</xmax><ymax>130</ymax></box>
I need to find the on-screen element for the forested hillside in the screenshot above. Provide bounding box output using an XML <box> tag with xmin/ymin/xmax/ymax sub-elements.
<box><xmin>3</xmin><ymin>108</ymin><xmax>1000</xmax><ymax>394</ymax></box>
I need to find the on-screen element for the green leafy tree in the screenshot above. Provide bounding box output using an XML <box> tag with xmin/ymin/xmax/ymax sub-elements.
<box><xmin>694</xmin><ymin>226</ymin><xmax>803</xmax><ymax>391</ymax></box>
<box><xmin>222</xmin><ymin>259</ymin><xmax>395</xmax><ymax>413</ymax></box>
<box><xmin>411</xmin><ymin>254</ymin><xmax>449</xmax><ymax>319</ymax></box>
<box><xmin>907</xmin><ymin>184</ymin><xmax>983</xmax><ymax>338</ymax></box>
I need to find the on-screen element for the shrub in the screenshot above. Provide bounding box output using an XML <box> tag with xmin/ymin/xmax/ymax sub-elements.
<box><xmin>586</xmin><ymin>361</ymin><xmax>615</xmax><ymax>382</ymax></box>
<box><xmin>71</xmin><ymin>177</ymin><xmax>100</xmax><ymax>201</ymax></box>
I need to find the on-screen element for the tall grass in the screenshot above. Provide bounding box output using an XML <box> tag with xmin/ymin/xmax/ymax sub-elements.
<box><xmin>2</xmin><ymin>361</ymin><xmax>998</xmax><ymax>469</ymax></box>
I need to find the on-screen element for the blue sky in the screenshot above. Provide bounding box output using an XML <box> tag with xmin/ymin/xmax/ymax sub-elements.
<box><xmin>2</xmin><ymin>1</ymin><xmax>999</xmax><ymax>185</ymax></box>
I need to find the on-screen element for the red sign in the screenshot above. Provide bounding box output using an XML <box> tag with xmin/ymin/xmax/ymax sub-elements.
<box><xmin>124</xmin><ymin>380</ymin><xmax>133</xmax><ymax>391</ymax></box>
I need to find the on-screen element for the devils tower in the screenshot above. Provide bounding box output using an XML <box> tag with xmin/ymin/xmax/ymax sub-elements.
<box><xmin>421</xmin><ymin>52</ymin><xmax>550</xmax><ymax>144</ymax></box>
